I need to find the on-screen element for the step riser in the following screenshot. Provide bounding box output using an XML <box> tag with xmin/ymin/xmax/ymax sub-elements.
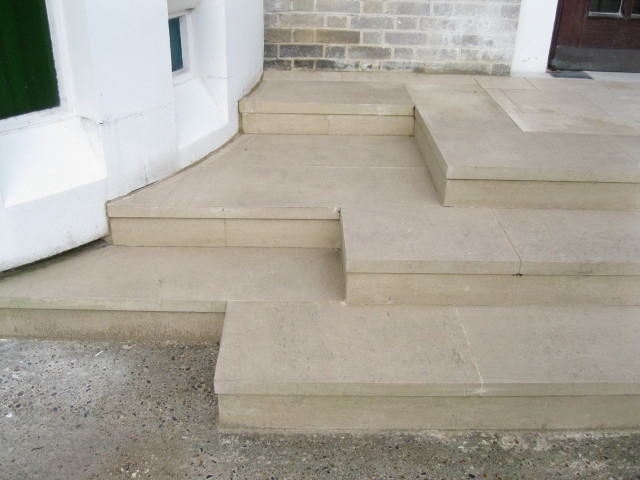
<box><xmin>110</xmin><ymin>218</ymin><xmax>341</xmax><ymax>249</ymax></box>
<box><xmin>414</xmin><ymin>111</ymin><xmax>640</xmax><ymax>211</ymax></box>
<box><xmin>242</xmin><ymin>113</ymin><xmax>414</xmax><ymax>135</ymax></box>
<box><xmin>443</xmin><ymin>179</ymin><xmax>640</xmax><ymax>211</ymax></box>
<box><xmin>346</xmin><ymin>273</ymin><xmax>640</xmax><ymax>305</ymax></box>
<box><xmin>218</xmin><ymin>394</ymin><xmax>640</xmax><ymax>431</ymax></box>
<box><xmin>0</xmin><ymin>309</ymin><xmax>223</xmax><ymax>342</ymax></box>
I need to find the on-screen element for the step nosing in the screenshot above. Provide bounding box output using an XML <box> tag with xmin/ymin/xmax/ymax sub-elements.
<box><xmin>346</xmin><ymin>261</ymin><xmax>522</xmax><ymax>275</ymax></box>
<box><xmin>240</xmin><ymin>105</ymin><xmax>414</xmax><ymax>114</ymax></box>
<box><xmin>107</xmin><ymin>206</ymin><xmax>341</xmax><ymax>220</ymax></box>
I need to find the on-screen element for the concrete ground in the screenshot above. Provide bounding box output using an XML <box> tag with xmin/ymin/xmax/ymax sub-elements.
<box><xmin>1</xmin><ymin>339</ymin><xmax>638</xmax><ymax>480</ymax></box>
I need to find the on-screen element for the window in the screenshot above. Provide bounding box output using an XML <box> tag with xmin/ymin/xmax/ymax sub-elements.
<box><xmin>169</xmin><ymin>17</ymin><xmax>184</xmax><ymax>72</ymax></box>
<box><xmin>0</xmin><ymin>0</ymin><xmax>60</xmax><ymax>120</ymax></box>
<box><xmin>589</xmin><ymin>0</ymin><xmax>640</xmax><ymax>18</ymax></box>
<box><xmin>169</xmin><ymin>15</ymin><xmax>191</xmax><ymax>74</ymax></box>
<box><xmin>589</xmin><ymin>0</ymin><xmax>623</xmax><ymax>14</ymax></box>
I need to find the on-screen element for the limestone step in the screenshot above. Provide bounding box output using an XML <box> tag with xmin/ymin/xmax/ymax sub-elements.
<box><xmin>341</xmin><ymin>205</ymin><xmax>640</xmax><ymax>305</ymax></box>
<box><xmin>108</xmin><ymin>134</ymin><xmax>437</xmax><ymax>248</ymax></box>
<box><xmin>240</xmin><ymin>80</ymin><xmax>415</xmax><ymax>135</ymax></box>
<box><xmin>214</xmin><ymin>301</ymin><xmax>640</xmax><ymax>431</ymax></box>
<box><xmin>238</xmin><ymin>75</ymin><xmax>640</xmax><ymax>210</ymax></box>
<box><xmin>0</xmin><ymin>245</ymin><xmax>344</xmax><ymax>342</ymax></box>
<box><xmin>410</xmin><ymin>82</ymin><xmax>640</xmax><ymax>210</ymax></box>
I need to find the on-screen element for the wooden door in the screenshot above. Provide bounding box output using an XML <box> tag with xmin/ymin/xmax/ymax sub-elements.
<box><xmin>550</xmin><ymin>0</ymin><xmax>640</xmax><ymax>71</ymax></box>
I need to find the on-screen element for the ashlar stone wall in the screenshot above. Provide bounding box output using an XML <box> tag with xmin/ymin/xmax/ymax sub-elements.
<box><xmin>264</xmin><ymin>0</ymin><xmax>521</xmax><ymax>74</ymax></box>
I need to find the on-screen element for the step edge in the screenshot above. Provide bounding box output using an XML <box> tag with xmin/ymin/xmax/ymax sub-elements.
<box><xmin>0</xmin><ymin>297</ymin><xmax>226</xmax><ymax>313</ymax></box>
<box><xmin>239</xmin><ymin>101</ymin><xmax>414</xmax><ymax>116</ymax></box>
<box><xmin>107</xmin><ymin>205</ymin><xmax>341</xmax><ymax>220</ymax></box>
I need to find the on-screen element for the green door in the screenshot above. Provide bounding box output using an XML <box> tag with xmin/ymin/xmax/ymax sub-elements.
<box><xmin>0</xmin><ymin>0</ymin><xmax>60</xmax><ymax>120</ymax></box>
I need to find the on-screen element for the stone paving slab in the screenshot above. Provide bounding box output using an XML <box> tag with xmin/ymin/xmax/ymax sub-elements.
<box><xmin>341</xmin><ymin>204</ymin><xmax>520</xmax><ymax>275</ymax></box>
<box><xmin>240</xmin><ymin>80</ymin><xmax>414</xmax><ymax>116</ymax></box>
<box><xmin>215</xmin><ymin>302</ymin><xmax>480</xmax><ymax>397</ymax></box>
<box><xmin>341</xmin><ymin>204</ymin><xmax>640</xmax><ymax>277</ymax></box>
<box><xmin>0</xmin><ymin>246</ymin><xmax>344</xmax><ymax>313</ymax></box>
<box><xmin>204</xmin><ymin>134</ymin><xmax>425</xmax><ymax>168</ymax></box>
<box><xmin>495</xmin><ymin>209</ymin><xmax>640</xmax><ymax>276</ymax></box>
<box><xmin>108</xmin><ymin>134</ymin><xmax>440</xmax><ymax>220</ymax></box>
<box><xmin>460</xmin><ymin>305</ymin><xmax>640</xmax><ymax>397</ymax></box>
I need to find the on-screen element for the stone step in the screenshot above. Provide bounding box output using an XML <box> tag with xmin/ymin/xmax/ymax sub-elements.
<box><xmin>214</xmin><ymin>301</ymin><xmax>640</xmax><ymax>431</ymax></box>
<box><xmin>0</xmin><ymin>245</ymin><xmax>344</xmax><ymax>342</ymax></box>
<box><xmin>238</xmin><ymin>76</ymin><xmax>640</xmax><ymax>210</ymax></box>
<box><xmin>410</xmin><ymin>83</ymin><xmax>640</xmax><ymax>210</ymax></box>
<box><xmin>108</xmin><ymin>134</ymin><xmax>437</xmax><ymax>248</ymax></box>
<box><xmin>341</xmin><ymin>205</ymin><xmax>640</xmax><ymax>305</ymax></box>
<box><xmin>240</xmin><ymin>80</ymin><xmax>414</xmax><ymax>135</ymax></box>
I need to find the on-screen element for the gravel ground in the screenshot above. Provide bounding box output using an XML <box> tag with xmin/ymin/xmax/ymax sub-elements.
<box><xmin>1</xmin><ymin>339</ymin><xmax>639</xmax><ymax>480</ymax></box>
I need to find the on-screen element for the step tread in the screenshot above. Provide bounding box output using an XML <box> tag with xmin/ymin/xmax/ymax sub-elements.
<box><xmin>0</xmin><ymin>246</ymin><xmax>344</xmax><ymax>312</ymax></box>
<box><xmin>495</xmin><ymin>209</ymin><xmax>640</xmax><ymax>275</ymax></box>
<box><xmin>410</xmin><ymin>84</ymin><xmax>640</xmax><ymax>184</ymax></box>
<box><xmin>214</xmin><ymin>302</ymin><xmax>640</xmax><ymax>398</ymax></box>
<box><xmin>341</xmin><ymin>205</ymin><xmax>520</xmax><ymax>275</ymax></box>
<box><xmin>108</xmin><ymin>135</ymin><xmax>439</xmax><ymax>219</ymax></box>
<box><xmin>342</xmin><ymin>204</ymin><xmax>640</xmax><ymax>276</ymax></box>
<box><xmin>240</xmin><ymin>80</ymin><xmax>414</xmax><ymax>116</ymax></box>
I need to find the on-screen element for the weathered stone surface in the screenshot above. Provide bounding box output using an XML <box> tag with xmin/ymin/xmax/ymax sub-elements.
<box><xmin>348</xmin><ymin>45</ymin><xmax>392</xmax><ymax>59</ymax></box>
<box><xmin>280</xmin><ymin>44</ymin><xmax>324</xmax><ymax>58</ymax></box>
<box><xmin>316</xmin><ymin>29</ymin><xmax>360</xmax><ymax>44</ymax></box>
<box><xmin>263</xmin><ymin>0</ymin><xmax>521</xmax><ymax>72</ymax></box>
<box><xmin>292</xmin><ymin>28</ymin><xmax>315</xmax><ymax>42</ymax></box>
<box><xmin>351</xmin><ymin>15</ymin><xmax>395</xmax><ymax>30</ymax></box>
<box><xmin>265</xmin><ymin>28</ymin><xmax>292</xmax><ymax>43</ymax></box>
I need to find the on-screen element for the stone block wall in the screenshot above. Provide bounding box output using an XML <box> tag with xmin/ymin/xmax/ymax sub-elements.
<box><xmin>264</xmin><ymin>0</ymin><xmax>521</xmax><ymax>74</ymax></box>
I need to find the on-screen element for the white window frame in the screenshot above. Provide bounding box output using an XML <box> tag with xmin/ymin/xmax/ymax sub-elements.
<box><xmin>170</xmin><ymin>11</ymin><xmax>197</xmax><ymax>85</ymax></box>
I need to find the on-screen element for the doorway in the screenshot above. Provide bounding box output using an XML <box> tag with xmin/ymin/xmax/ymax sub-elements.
<box><xmin>550</xmin><ymin>0</ymin><xmax>640</xmax><ymax>71</ymax></box>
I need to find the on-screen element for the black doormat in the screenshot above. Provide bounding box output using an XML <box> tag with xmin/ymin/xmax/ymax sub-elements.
<box><xmin>548</xmin><ymin>71</ymin><xmax>593</xmax><ymax>79</ymax></box>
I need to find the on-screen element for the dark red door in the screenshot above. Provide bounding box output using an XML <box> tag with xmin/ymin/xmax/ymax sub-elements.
<box><xmin>550</xmin><ymin>0</ymin><xmax>640</xmax><ymax>71</ymax></box>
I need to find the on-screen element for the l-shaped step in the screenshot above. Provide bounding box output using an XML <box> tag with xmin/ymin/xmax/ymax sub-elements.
<box><xmin>107</xmin><ymin>134</ymin><xmax>434</xmax><ymax>248</ymax></box>
<box><xmin>0</xmin><ymin>245</ymin><xmax>344</xmax><ymax>342</ymax></box>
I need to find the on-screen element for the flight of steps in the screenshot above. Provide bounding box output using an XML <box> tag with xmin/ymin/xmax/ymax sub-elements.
<box><xmin>1</xmin><ymin>74</ymin><xmax>639</xmax><ymax>431</ymax></box>
<box><xmin>219</xmin><ymin>75</ymin><xmax>640</xmax><ymax>430</ymax></box>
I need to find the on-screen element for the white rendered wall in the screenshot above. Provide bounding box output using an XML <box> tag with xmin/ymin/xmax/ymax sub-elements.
<box><xmin>0</xmin><ymin>0</ymin><xmax>263</xmax><ymax>272</ymax></box>
<box><xmin>511</xmin><ymin>0</ymin><xmax>559</xmax><ymax>74</ymax></box>
<box><xmin>173</xmin><ymin>0</ymin><xmax>264</xmax><ymax>165</ymax></box>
